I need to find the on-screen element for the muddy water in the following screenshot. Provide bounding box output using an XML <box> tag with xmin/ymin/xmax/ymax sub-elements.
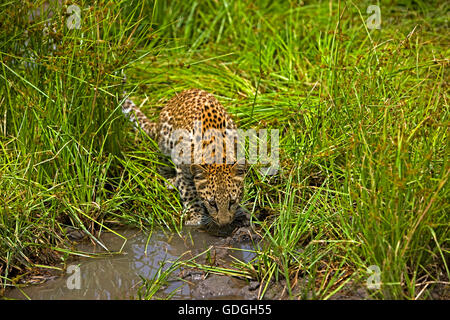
<box><xmin>6</xmin><ymin>228</ymin><xmax>257</xmax><ymax>300</ymax></box>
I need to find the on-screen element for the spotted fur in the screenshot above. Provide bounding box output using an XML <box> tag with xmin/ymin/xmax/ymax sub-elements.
<box><xmin>122</xmin><ymin>89</ymin><xmax>246</xmax><ymax>230</ymax></box>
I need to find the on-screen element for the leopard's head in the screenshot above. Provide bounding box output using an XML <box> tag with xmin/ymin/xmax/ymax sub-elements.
<box><xmin>190</xmin><ymin>162</ymin><xmax>246</xmax><ymax>227</ymax></box>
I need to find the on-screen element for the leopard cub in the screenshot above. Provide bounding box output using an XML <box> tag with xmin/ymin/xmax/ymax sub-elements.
<box><xmin>122</xmin><ymin>89</ymin><xmax>246</xmax><ymax>232</ymax></box>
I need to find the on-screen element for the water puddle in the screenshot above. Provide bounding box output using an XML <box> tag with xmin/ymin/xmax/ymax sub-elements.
<box><xmin>5</xmin><ymin>227</ymin><xmax>258</xmax><ymax>300</ymax></box>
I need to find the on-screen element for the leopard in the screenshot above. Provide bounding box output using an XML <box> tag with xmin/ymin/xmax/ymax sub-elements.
<box><xmin>122</xmin><ymin>88</ymin><xmax>247</xmax><ymax>234</ymax></box>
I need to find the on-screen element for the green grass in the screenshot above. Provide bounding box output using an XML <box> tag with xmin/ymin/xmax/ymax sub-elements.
<box><xmin>0</xmin><ymin>0</ymin><xmax>448</xmax><ymax>299</ymax></box>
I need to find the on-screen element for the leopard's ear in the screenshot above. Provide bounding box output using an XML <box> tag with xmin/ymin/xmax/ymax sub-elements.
<box><xmin>232</xmin><ymin>161</ymin><xmax>247</xmax><ymax>177</ymax></box>
<box><xmin>190</xmin><ymin>164</ymin><xmax>207</xmax><ymax>179</ymax></box>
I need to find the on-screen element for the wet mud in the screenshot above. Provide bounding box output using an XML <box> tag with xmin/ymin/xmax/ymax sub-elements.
<box><xmin>4</xmin><ymin>225</ymin><xmax>261</xmax><ymax>300</ymax></box>
<box><xmin>5</xmin><ymin>221</ymin><xmax>425</xmax><ymax>300</ymax></box>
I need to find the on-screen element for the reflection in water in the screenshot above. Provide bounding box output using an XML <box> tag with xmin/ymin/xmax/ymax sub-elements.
<box><xmin>6</xmin><ymin>228</ymin><xmax>255</xmax><ymax>300</ymax></box>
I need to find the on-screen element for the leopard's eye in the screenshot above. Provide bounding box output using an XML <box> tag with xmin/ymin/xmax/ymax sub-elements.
<box><xmin>229</xmin><ymin>198</ymin><xmax>237</xmax><ymax>209</ymax></box>
<box><xmin>208</xmin><ymin>198</ymin><xmax>216</xmax><ymax>207</ymax></box>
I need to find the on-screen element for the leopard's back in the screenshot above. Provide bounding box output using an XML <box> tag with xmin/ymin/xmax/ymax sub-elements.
<box><xmin>157</xmin><ymin>89</ymin><xmax>236</xmax><ymax>158</ymax></box>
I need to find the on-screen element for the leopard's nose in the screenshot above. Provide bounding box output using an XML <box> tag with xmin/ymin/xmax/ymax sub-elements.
<box><xmin>216</xmin><ymin>213</ymin><xmax>234</xmax><ymax>226</ymax></box>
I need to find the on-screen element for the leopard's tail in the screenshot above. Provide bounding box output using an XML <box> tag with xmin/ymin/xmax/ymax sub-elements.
<box><xmin>120</xmin><ymin>71</ymin><xmax>157</xmax><ymax>139</ymax></box>
<box><xmin>122</xmin><ymin>97</ymin><xmax>158</xmax><ymax>140</ymax></box>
